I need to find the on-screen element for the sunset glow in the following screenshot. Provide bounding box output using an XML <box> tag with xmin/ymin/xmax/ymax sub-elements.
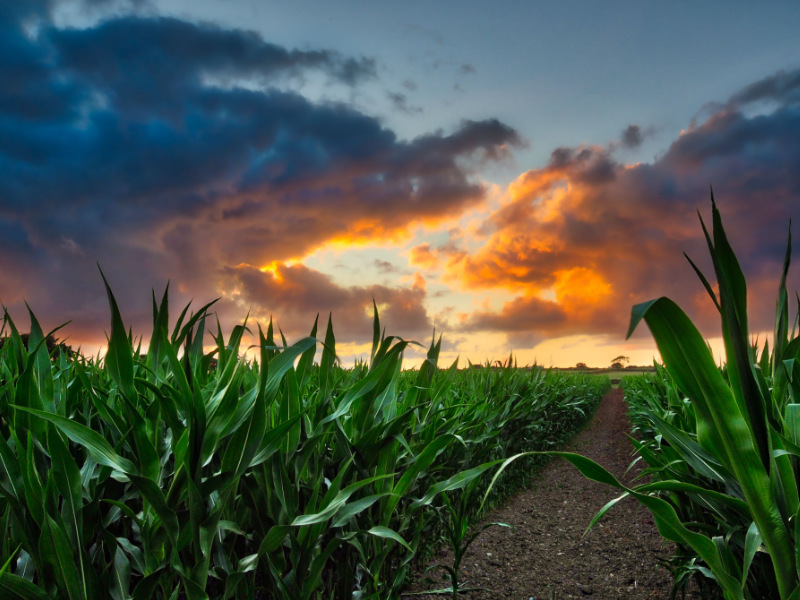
<box><xmin>2</xmin><ymin>2</ymin><xmax>799</xmax><ymax>368</ymax></box>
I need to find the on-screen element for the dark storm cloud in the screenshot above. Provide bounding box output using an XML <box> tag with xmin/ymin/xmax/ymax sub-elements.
<box><xmin>621</xmin><ymin>124</ymin><xmax>644</xmax><ymax>148</ymax></box>
<box><xmin>0</xmin><ymin>6</ymin><xmax>519</xmax><ymax>343</ymax></box>
<box><xmin>726</xmin><ymin>67</ymin><xmax>800</xmax><ymax>109</ymax></box>
<box><xmin>453</xmin><ymin>67</ymin><xmax>800</xmax><ymax>341</ymax></box>
<box><xmin>51</xmin><ymin>15</ymin><xmax>377</xmax><ymax>97</ymax></box>
<box><xmin>545</xmin><ymin>146</ymin><xmax>616</xmax><ymax>184</ymax></box>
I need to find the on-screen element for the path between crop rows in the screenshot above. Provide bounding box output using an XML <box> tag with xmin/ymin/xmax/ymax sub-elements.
<box><xmin>404</xmin><ymin>389</ymin><xmax>675</xmax><ymax>600</ymax></box>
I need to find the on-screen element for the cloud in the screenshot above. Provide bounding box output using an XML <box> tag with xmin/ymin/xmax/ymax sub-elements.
<box><xmin>452</xmin><ymin>69</ymin><xmax>800</xmax><ymax>342</ymax></box>
<box><xmin>386</xmin><ymin>90</ymin><xmax>422</xmax><ymax>114</ymax></box>
<box><xmin>4</xmin><ymin>3</ymin><xmax>799</xmax><ymax>364</ymax></box>
<box><xmin>374</xmin><ymin>259</ymin><xmax>400</xmax><ymax>274</ymax></box>
<box><xmin>620</xmin><ymin>124</ymin><xmax>644</xmax><ymax>148</ymax></box>
<box><xmin>52</xmin><ymin>16</ymin><xmax>377</xmax><ymax>94</ymax></box>
<box><xmin>726</xmin><ymin>67</ymin><xmax>800</xmax><ymax>109</ymax></box>
<box><xmin>457</xmin><ymin>63</ymin><xmax>476</xmax><ymax>76</ymax></box>
<box><xmin>465</xmin><ymin>295</ymin><xmax>567</xmax><ymax>333</ymax></box>
<box><xmin>409</xmin><ymin>243</ymin><xmax>439</xmax><ymax>269</ymax></box>
<box><xmin>0</xmin><ymin>6</ymin><xmax>520</xmax><ymax>344</ymax></box>
<box><xmin>220</xmin><ymin>263</ymin><xmax>431</xmax><ymax>341</ymax></box>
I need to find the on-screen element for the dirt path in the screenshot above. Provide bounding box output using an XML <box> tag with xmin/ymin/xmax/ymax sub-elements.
<box><xmin>404</xmin><ymin>389</ymin><xmax>675</xmax><ymax>599</ymax></box>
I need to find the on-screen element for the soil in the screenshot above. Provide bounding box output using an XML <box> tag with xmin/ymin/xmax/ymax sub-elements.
<box><xmin>403</xmin><ymin>389</ymin><xmax>678</xmax><ymax>600</ymax></box>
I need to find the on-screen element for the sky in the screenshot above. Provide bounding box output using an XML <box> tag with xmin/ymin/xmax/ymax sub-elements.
<box><xmin>3</xmin><ymin>0</ymin><xmax>800</xmax><ymax>368</ymax></box>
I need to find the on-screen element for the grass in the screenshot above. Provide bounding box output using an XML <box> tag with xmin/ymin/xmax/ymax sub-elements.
<box><xmin>554</xmin><ymin>367</ymin><xmax>656</xmax><ymax>389</ymax></box>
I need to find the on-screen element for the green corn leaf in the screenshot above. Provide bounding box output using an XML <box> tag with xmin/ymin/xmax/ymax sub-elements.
<box><xmin>683</xmin><ymin>252</ymin><xmax>720</xmax><ymax>311</ymax></box>
<box><xmin>644</xmin><ymin>408</ymin><xmax>737</xmax><ymax>486</ymax></box>
<box><xmin>629</xmin><ymin>296</ymin><xmax>795</xmax><ymax>596</ymax></box>
<box><xmin>320</xmin><ymin>356</ymin><xmax>396</xmax><ymax>427</ymax></box>
<box><xmin>319</xmin><ymin>314</ymin><xmax>336</xmax><ymax>403</ymax></box>
<box><xmin>0</xmin><ymin>573</ymin><xmax>51</xmax><ymax>600</ymax></box>
<box><xmin>39</xmin><ymin>513</ymin><xmax>85</xmax><ymax>600</ymax></box>
<box><xmin>292</xmin><ymin>474</ymin><xmax>395</xmax><ymax>527</ymax></box>
<box><xmin>118</xmin><ymin>394</ymin><xmax>160</xmax><ymax>481</ymax></box>
<box><xmin>785</xmin><ymin>404</ymin><xmax>800</xmax><ymax>446</ymax></box>
<box><xmin>366</xmin><ymin>526</ymin><xmax>412</xmax><ymax>552</ymax></box>
<box><xmin>301</xmin><ymin>537</ymin><xmax>342</xmax><ymax>600</ymax></box>
<box><xmin>294</xmin><ymin>313</ymin><xmax>318</xmax><ymax>387</ymax></box>
<box><xmin>247</xmin><ymin>413</ymin><xmax>304</xmax><ymax>469</ymax></box>
<box><xmin>271</xmin><ymin>455</ymin><xmax>296</xmax><ymax>522</ymax></box>
<box><xmin>0</xmin><ymin>544</ymin><xmax>18</xmax><ymax>580</ymax></box>
<box><xmin>413</xmin><ymin>460</ymin><xmax>503</xmax><ymax>510</ymax></box>
<box><xmin>634</xmin><ymin>480</ymin><xmax>750</xmax><ymax>516</ymax></box>
<box><xmin>220</xmin><ymin>384</ymin><xmax>267</xmax><ymax>479</ymax></box>
<box><xmin>371</xmin><ymin>298</ymin><xmax>381</xmax><ymax>363</ymax></box>
<box><xmin>627</xmin><ymin>298</ymin><xmax>741</xmax><ymax>465</ymax></box>
<box><xmin>742</xmin><ymin>521</ymin><xmax>763</xmax><ymax>588</ymax></box>
<box><xmin>331</xmin><ymin>494</ymin><xmax>383</xmax><ymax>528</ymax></box>
<box><xmin>477</xmin><ymin>451</ymin><xmax>539</xmax><ymax>515</ymax></box>
<box><xmin>171</xmin><ymin>298</ymin><xmax>219</xmax><ymax>348</ymax></box>
<box><xmin>147</xmin><ymin>284</ymin><xmax>170</xmax><ymax>371</ymax></box>
<box><xmin>98</xmin><ymin>267</ymin><xmax>138</xmax><ymax>404</ymax></box>
<box><xmin>279</xmin><ymin>365</ymin><xmax>302</xmax><ymax>456</ymax></box>
<box><xmin>15</xmin><ymin>352</ymin><xmax>46</xmax><ymax>439</ymax></box>
<box><xmin>586</xmin><ymin>492</ymin><xmax>630</xmax><ymax>533</ymax></box>
<box><xmin>258</xmin><ymin>525</ymin><xmax>293</xmax><ymax>554</ymax></box>
<box><xmin>202</xmin><ymin>364</ymin><xmax>245</xmax><ymax>466</ymax></box>
<box><xmin>179</xmin><ymin>573</ymin><xmax>209</xmax><ymax>600</ymax></box>
<box><xmin>702</xmin><ymin>202</ymin><xmax>772</xmax><ymax>471</ymax></box>
<box><xmin>264</xmin><ymin>336</ymin><xmax>317</xmax><ymax>401</ymax></box>
<box><xmin>21</xmin><ymin>431</ymin><xmax>45</xmax><ymax>527</ymax></box>
<box><xmin>713</xmin><ymin>534</ymin><xmax>741</xmax><ymax>583</ymax></box>
<box><xmin>128</xmin><ymin>474</ymin><xmax>179</xmax><ymax>543</ymax></box>
<box><xmin>14</xmin><ymin>406</ymin><xmax>136</xmax><ymax>475</ymax></box>
<box><xmin>25</xmin><ymin>304</ymin><xmax>55</xmax><ymax>410</ymax></box>
<box><xmin>131</xmin><ymin>568</ymin><xmax>165</xmax><ymax>600</ymax></box>
<box><xmin>0</xmin><ymin>434</ymin><xmax>23</xmax><ymax>503</ymax></box>
<box><xmin>47</xmin><ymin>426</ymin><xmax>85</xmax><ymax>584</ymax></box>
<box><xmin>795</xmin><ymin>503</ymin><xmax>800</xmax><ymax>580</ymax></box>
<box><xmin>384</xmin><ymin>434</ymin><xmax>459</xmax><ymax>521</ymax></box>
<box><xmin>197</xmin><ymin>471</ymin><xmax>234</xmax><ymax>498</ymax></box>
<box><xmin>115</xmin><ymin>537</ymin><xmax>145</xmax><ymax>576</ymax></box>
<box><xmin>1</xmin><ymin>308</ymin><xmax>26</xmax><ymax>372</ymax></box>
<box><xmin>109</xmin><ymin>544</ymin><xmax>131</xmax><ymax>600</ymax></box>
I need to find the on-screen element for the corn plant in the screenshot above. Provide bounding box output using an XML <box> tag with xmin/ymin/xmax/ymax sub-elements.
<box><xmin>0</xmin><ymin>270</ymin><xmax>607</xmax><ymax>599</ymax></box>
<box><xmin>556</xmin><ymin>194</ymin><xmax>800</xmax><ymax>600</ymax></box>
<box><xmin>409</xmin><ymin>472</ymin><xmax>512</xmax><ymax>598</ymax></box>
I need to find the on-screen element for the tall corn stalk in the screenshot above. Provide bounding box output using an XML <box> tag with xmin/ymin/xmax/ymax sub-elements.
<box><xmin>557</xmin><ymin>194</ymin><xmax>800</xmax><ymax>600</ymax></box>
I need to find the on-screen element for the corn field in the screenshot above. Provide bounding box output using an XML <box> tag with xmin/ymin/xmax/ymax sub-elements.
<box><xmin>0</xmin><ymin>278</ymin><xmax>607</xmax><ymax>599</ymax></box>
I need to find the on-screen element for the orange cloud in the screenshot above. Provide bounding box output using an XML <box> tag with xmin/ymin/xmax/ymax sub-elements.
<box><xmin>553</xmin><ymin>267</ymin><xmax>612</xmax><ymax>309</ymax></box>
<box><xmin>219</xmin><ymin>262</ymin><xmax>433</xmax><ymax>341</ymax></box>
<box><xmin>409</xmin><ymin>243</ymin><xmax>440</xmax><ymax>269</ymax></box>
<box><xmin>447</xmin><ymin>131</ymin><xmax>794</xmax><ymax>341</ymax></box>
